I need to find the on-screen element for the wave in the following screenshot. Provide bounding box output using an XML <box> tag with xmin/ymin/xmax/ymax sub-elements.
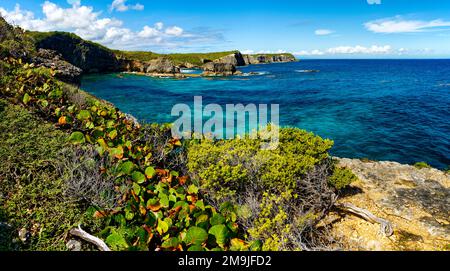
<box><xmin>240</xmin><ymin>71</ymin><xmax>270</xmax><ymax>76</ymax></box>
<box><xmin>295</xmin><ymin>69</ymin><xmax>320</xmax><ymax>73</ymax></box>
<box><xmin>181</xmin><ymin>69</ymin><xmax>200</xmax><ymax>73</ymax></box>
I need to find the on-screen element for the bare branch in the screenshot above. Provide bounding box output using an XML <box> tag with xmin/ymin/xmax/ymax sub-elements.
<box><xmin>335</xmin><ymin>202</ymin><xmax>394</xmax><ymax>237</ymax></box>
<box><xmin>69</xmin><ymin>225</ymin><xmax>111</xmax><ymax>251</ymax></box>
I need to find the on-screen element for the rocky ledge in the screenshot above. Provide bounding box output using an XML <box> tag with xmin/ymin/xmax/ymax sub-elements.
<box><xmin>121</xmin><ymin>57</ymin><xmax>180</xmax><ymax>74</ymax></box>
<box><xmin>327</xmin><ymin>158</ymin><xmax>449</xmax><ymax>251</ymax></box>
<box><xmin>199</xmin><ymin>51</ymin><xmax>296</xmax><ymax>76</ymax></box>
<box><xmin>31</xmin><ymin>49</ymin><xmax>83</xmax><ymax>84</ymax></box>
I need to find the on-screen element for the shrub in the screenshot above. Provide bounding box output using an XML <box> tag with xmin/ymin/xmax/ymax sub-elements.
<box><xmin>60</xmin><ymin>146</ymin><xmax>125</xmax><ymax>211</ymax></box>
<box><xmin>187</xmin><ymin>128</ymin><xmax>338</xmax><ymax>250</ymax></box>
<box><xmin>328</xmin><ymin>167</ymin><xmax>358</xmax><ymax>190</ymax></box>
<box><xmin>413</xmin><ymin>162</ymin><xmax>432</xmax><ymax>169</ymax></box>
<box><xmin>187</xmin><ymin>127</ymin><xmax>334</xmax><ymax>201</ymax></box>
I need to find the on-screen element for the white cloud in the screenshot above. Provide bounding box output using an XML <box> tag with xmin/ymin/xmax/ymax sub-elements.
<box><xmin>314</xmin><ymin>29</ymin><xmax>334</xmax><ymax>36</ymax></box>
<box><xmin>294</xmin><ymin>45</ymin><xmax>394</xmax><ymax>56</ymax></box>
<box><xmin>165</xmin><ymin>26</ymin><xmax>184</xmax><ymax>36</ymax></box>
<box><xmin>0</xmin><ymin>1</ymin><xmax>216</xmax><ymax>50</ymax></box>
<box><xmin>365</xmin><ymin>16</ymin><xmax>450</xmax><ymax>33</ymax></box>
<box><xmin>239</xmin><ymin>49</ymin><xmax>288</xmax><ymax>55</ymax></box>
<box><xmin>109</xmin><ymin>0</ymin><xmax>144</xmax><ymax>12</ymax></box>
<box><xmin>327</xmin><ymin>45</ymin><xmax>392</xmax><ymax>54</ymax></box>
<box><xmin>293</xmin><ymin>49</ymin><xmax>325</xmax><ymax>56</ymax></box>
<box><xmin>367</xmin><ymin>0</ymin><xmax>381</xmax><ymax>5</ymax></box>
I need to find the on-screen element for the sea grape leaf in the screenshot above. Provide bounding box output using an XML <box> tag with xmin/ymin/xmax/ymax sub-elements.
<box><xmin>132</xmin><ymin>171</ymin><xmax>146</xmax><ymax>184</ymax></box>
<box><xmin>69</xmin><ymin>132</ymin><xmax>85</xmax><ymax>144</ymax></box>
<box><xmin>185</xmin><ymin>226</ymin><xmax>208</xmax><ymax>246</ymax></box>
<box><xmin>208</xmin><ymin>224</ymin><xmax>230</xmax><ymax>246</ymax></box>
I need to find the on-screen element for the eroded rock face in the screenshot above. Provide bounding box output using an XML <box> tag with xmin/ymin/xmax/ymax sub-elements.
<box><xmin>329</xmin><ymin>158</ymin><xmax>450</xmax><ymax>251</ymax></box>
<box><xmin>214</xmin><ymin>52</ymin><xmax>246</xmax><ymax>67</ymax></box>
<box><xmin>243</xmin><ymin>54</ymin><xmax>297</xmax><ymax>65</ymax></box>
<box><xmin>121</xmin><ymin>57</ymin><xmax>180</xmax><ymax>74</ymax></box>
<box><xmin>34</xmin><ymin>32</ymin><xmax>120</xmax><ymax>73</ymax></box>
<box><xmin>32</xmin><ymin>49</ymin><xmax>83</xmax><ymax>85</ymax></box>
<box><xmin>202</xmin><ymin>62</ymin><xmax>237</xmax><ymax>76</ymax></box>
<box><xmin>145</xmin><ymin>57</ymin><xmax>180</xmax><ymax>74</ymax></box>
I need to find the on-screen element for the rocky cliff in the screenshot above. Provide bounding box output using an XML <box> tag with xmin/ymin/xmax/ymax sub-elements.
<box><xmin>243</xmin><ymin>54</ymin><xmax>297</xmax><ymax>65</ymax></box>
<box><xmin>30</xmin><ymin>31</ymin><xmax>120</xmax><ymax>73</ymax></box>
<box><xmin>31</xmin><ymin>49</ymin><xmax>83</xmax><ymax>84</ymax></box>
<box><xmin>121</xmin><ymin>57</ymin><xmax>180</xmax><ymax>74</ymax></box>
<box><xmin>202</xmin><ymin>62</ymin><xmax>238</xmax><ymax>76</ymax></box>
<box><xmin>327</xmin><ymin>158</ymin><xmax>449</xmax><ymax>251</ymax></box>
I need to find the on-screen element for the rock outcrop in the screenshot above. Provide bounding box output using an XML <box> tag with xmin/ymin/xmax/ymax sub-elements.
<box><xmin>214</xmin><ymin>52</ymin><xmax>246</xmax><ymax>67</ymax></box>
<box><xmin>31</xmin><ymin>49</ymin><xmax>83</xmax><ymax>84</ymax></box>
<box><xmin>121</xmin><ymin>57</ymin><xmax>180</xmax><ymax>74</ymax></box>
<box><xmin>328</xmin><ymin>158</ymin><xmax>450</xmax><ymax>251</ymax></box>
<box><xmin>145</xmin><ymin>57</ymin><xmax>180</xmax><ymax>74</ymax></box>
<box><xmin>33</xmin><ymin>32</ymin><xmax>120</xmax><ymax>73</ymax></box>
<box><xmin>202</xmin><ymin>62</ymin><xmax>237</xmax><ymax>76</ymax></box>
<box><xmin>243</xmin><ymin>54</ymin><xmax>297</xmax><ymax>65</ymax></box>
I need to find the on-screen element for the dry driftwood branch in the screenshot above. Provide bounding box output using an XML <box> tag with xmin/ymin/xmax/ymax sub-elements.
<box><xmin>69</xmin><ymin>225</ymin><xmax>111</xmax><ymax>251</ymax></box>
<box><xmin>336</xmin><ymin>202</ymin><xmax>394</xmax><ymax>237</ymax></box>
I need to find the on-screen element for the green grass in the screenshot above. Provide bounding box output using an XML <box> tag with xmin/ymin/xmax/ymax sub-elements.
<box><xmin>27</xmin><ymin>31</ymin><xmax>113</xmax><ymax>53</ymax></box>
<box><xmin>0</xmin><ymin>99</ymin><xmax>104</xmax><ymax>251</ymax></box>
<box><xmin>115</xmin><ymin>50</ymin><xmax>239</xmax><ymax>66</ymax></box>
<box><xmin>115</xmin><ymin>50</ymin><xmax>296</xmax><ymax>66</ymax></box>
<box><xmin>247</xmin><ymin>53</ymin><xmax>296</xmax><ymax>59</ymax></box>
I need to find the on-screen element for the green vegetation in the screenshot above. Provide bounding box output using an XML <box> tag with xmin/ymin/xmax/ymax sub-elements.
<box><xmin>328</xmin><ymin>167</ymin><xmax>358</xmax><ymax>190</ymax></box>
<box><xmin>115</xmin><ymin>50</ymin><xmax>239</xmax><ymax>66</ymax></box>
<box><xmin>0</xmin><ymin>99</ymin><xmax>105</xmax><ymax>250</ymax></box>
<box><xmin>0</xmin><ymin>18</ymin><xmax>358</xmax><ymax>251</ymax></box>
<box><xmin>27</xmin><ymin>31</ymin><xmax>113</xmax><ymax>53</ymax></box>
<box><xmin>187</xmin><ymin>128</ymin><xmax>352</xmax><ymax>250</ymax></box>
<box><xmin>248</xmin><ymin>53</ymin><xmax>296</xmax><ymax>59</ymax></box>
<box><xmin>413</xmin><ymin>162</ymin><xmax>432</xmax><ymax>169</ymax></box>
<box><xmin>0</xmin><ymin>58</ymin><xmax>252</xmax><ymax>251</ymax></box>
<box><xmin>0</xmin><ymin>17</ymin><xmax>35</xmax><ymax>59</ymax></box>
<box><xmin>0</xmin><ymin>57</ymin><xmax>356</xmax><ymax>251</ymax></box>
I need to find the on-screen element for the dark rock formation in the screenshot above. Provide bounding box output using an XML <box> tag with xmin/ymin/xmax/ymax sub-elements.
<box><xmin>33</xmin><ymin>32</ymin><xmax>120</xmax><ymax>73</ymax></box>
<box><xmin>31</xmin><ymin>49</ymin><xmax>82</xmax><ymax>84</ymax></box>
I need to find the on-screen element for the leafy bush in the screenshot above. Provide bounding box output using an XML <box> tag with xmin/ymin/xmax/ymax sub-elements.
<box><xmin>0</xmin><ymin>58</ymin><xmax>249</xmax><ymax>251</ymax></box>
<box><xmin>413</xmin><ymin>162</ymin><xmax>432</xmax><ymax>169</ymax></box>
<box><xmin>187</xmin><ymin>128</ymin><xmax>333</xmax><ymax>200</ymax></box>
<box><xmin>328</xmin><ymin>167</ymin><xmax>358</xmax><ymax>190</ymax></box>
<box><xmin>187</xmin><ymin>128</ymin><xmax>339</xmax><ymax>250</ymax></box>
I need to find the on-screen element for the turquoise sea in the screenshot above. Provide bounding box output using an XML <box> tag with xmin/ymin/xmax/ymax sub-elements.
<box><xmin>81</xmin><ymin>59</ymin><xmax>450</xmax><ymax>169</ymax></box>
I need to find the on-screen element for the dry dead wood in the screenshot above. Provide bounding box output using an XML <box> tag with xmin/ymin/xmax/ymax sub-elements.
<box><xmin>335</xmin><ymin>202</ymin><xmax>394</xmax><ymax>237</ymax></box>
<box><xmin>69</xmin><ymin>225</ymin><xmax>111</xmax><ymax>251</ymax></box>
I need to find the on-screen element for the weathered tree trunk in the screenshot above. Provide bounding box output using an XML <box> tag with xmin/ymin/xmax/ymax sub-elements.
<box><xmin>70</xmin><ymin>225</ymin><xmax>111</xmax><ymax>251</ymax></box>
<box><xmin>335</xmin><ymin>202</ymin><xmax>394</xmax><ymax>237</ymax></box>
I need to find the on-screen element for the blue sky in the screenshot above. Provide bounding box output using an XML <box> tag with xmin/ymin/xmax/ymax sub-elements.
<box><xmin>1</xmin><ymin>0</ymin><xmax>450</xmax><ymax>58</ymax></box>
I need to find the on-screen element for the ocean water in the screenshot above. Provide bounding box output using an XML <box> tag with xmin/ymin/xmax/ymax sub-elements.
<box><xmin>81</xmin><ymin>60</ymin><xmax>450</xmax><ymax>169</ymax></box>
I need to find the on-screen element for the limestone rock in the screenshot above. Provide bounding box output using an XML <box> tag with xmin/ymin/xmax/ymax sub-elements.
<box><xmin>214</xmin><ymin>52</ymin><xmax>246</xmax><ymax>67</ymax></box>
<box><xmin>329</xmin><ymin>158</ymin><xmax>450</xmax><ymax>251</ymax></box>
<box><xmin>243</xmin><ymin>54</ymin><xmax>297</xmax><ymax>65</ymax></box>
<box><xmin>66</xmin><ymin>239</ymin><xmax>82</xmax><ymax>251</ymax></box>
<box><xmin>32</xmin><ymin>49</ymin><xmax>83</xmax><ymax>84</ymax></box>
<box><xmin>145</xmin><ymin>57</ymin><xmax>180</xmax><ymax>74</ymax></box>
<box><xmin>202</xmin><ymin>62</ymin><xmax>237</xmax><ymax>76</ymax></box>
